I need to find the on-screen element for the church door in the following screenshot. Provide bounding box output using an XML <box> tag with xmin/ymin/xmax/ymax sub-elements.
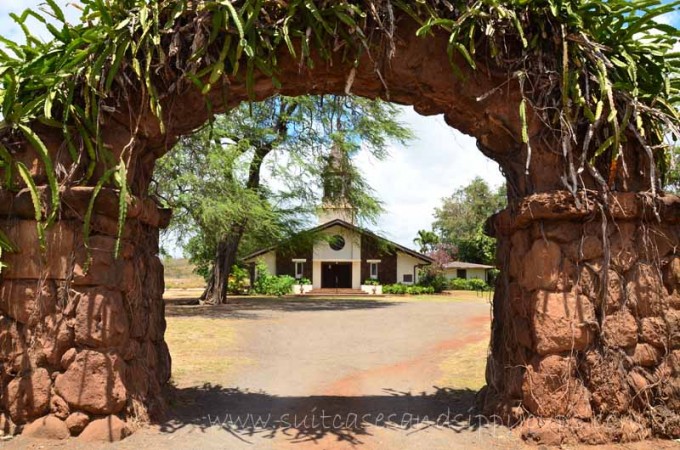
<box><xmin>321</xmin><ymin>262</ymin><xmax>352</xmax><ymax>289</ymax></box>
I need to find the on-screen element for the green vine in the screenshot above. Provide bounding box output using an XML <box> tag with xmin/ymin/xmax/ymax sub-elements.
<box><xmin>0</xmin><ymin>0</ymin><xmax>678</xmax><ymax>264</ymax></box>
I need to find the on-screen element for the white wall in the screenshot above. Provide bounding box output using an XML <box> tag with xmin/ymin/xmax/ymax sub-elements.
<box><xmin>317</xmin><ymin>205</ymin><xmax>355</xmax><ymax>225</ymax></box>
<box><xmin>312</xmin><ymin>261</ymin><xmax>322</xmax><ymax>289</ymax></box>
<box><xmin>352</xmin><ymin>261</ymin><xmax>361</xmax><ymax>289</ymax></box>
<box><xmin>397</xmin><ymin>253</ymin><xmax>423</xmax><ymax>285</ymax></box>
<box><xmin>443</xmin><ymin>268</ymin><xmax>488</xmax><ymax>281</ymax></box>
<box><xmin>313</xmin><ymin>225</ymin><xmax>361</xmax><ymax>262</ymax></box>
<box><xmin>254</xmin><ymin>251</ymin><xmax>276</xmax><ymax>279</ymax></box>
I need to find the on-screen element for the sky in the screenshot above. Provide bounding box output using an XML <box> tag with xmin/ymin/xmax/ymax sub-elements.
<box><xmin>0</xmin><ymin>1</ymin><xmax>678</xmax><ymax>254</ymax></box>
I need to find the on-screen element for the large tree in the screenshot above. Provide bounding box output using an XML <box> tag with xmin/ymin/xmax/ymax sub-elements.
<box><xmin>432</xmin><ymin>177</ymin><xmax>506</xmax><ymax>265</ymax></box>
<box><xmin>153</xmin><ymin>95</ymin><xmax>412</xmax><ymax>304</ymax></box>
<box><xmin>413</xmin><ymin>229</ymin><xmax>440</xmax><ymax>254</ymax></box>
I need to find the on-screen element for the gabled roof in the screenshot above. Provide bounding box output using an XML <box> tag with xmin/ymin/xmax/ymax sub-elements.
<box><xmin>442</xmin><ymin>261</ymin><xmax>495</xmax><ymax>270</ymax></box>
<box><xmin>242</xmin><ymin>218</ymin><xmax>434</xmax><ymax>264</ymax></box>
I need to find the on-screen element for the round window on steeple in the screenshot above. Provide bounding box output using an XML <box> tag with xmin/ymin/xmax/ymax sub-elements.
<box><xmin>329</xmin><ymin>235</ymin><xmax>346</xmax><ymax>251</ymax></box>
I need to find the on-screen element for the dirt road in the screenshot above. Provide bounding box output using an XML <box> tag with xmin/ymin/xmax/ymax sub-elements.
<box><xmin>11</xmin><ymin>295</ymin><xmax>669</xmax><ymax>449</ymax></box>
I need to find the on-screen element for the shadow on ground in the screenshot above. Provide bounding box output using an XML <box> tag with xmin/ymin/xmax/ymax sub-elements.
<box><xmin>156</xmin><ymin>384</ymin><xmax>496</xmax><ymax>445</ymax></box>
<box><xmin>165</xmin><ymin>297</ymin><xmax>401</xmax><ymax>319</ymax></box>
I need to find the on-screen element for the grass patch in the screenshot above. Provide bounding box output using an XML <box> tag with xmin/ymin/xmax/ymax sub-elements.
<box><xmin>165</xmin><ymin>316</ymin><xmax>249</xmax><ymax>386</ymax></box>
<box><xmin>163</xmin><ymin>258</ymin><xmax>205</xmax><ymax>289</ymax></box>
<box><xmin>438</xmin><ymin>339</ymin><xmax>489</xmax><ymax>391</ymax></box>
<box><xmin>379</xmin><ymin>291</ymin><xmax>493</xmax><ymax>303</ymax></box>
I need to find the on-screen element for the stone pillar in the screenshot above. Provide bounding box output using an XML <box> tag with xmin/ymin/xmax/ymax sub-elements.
<box><xmin>0</xmin><ymin>191</ymin><xmax>171</xmax><ymax>438</ymax></box>
<box><xmin>481</xmin><ymin>191</ymin><xmax>680</xmax><ymax>444</ymax></box>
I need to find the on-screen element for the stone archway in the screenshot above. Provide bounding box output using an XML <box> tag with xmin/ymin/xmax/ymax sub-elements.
<box><xmin>0</xmin><ymin>3</ymin><xmax>679</xmax><ymax>444</ymax></box>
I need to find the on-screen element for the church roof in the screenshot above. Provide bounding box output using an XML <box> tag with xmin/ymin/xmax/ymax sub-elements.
<box><xmin>242</xmin><ymin>218</ymin><xmax>434</xmax><ymax>264</ymax></box>
<box><xmin>442</xmin><ymin>261</ymin><xmax>495</xmax><ymax>270</ymax></box>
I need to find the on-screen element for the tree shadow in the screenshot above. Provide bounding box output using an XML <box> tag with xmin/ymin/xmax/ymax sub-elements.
<box><xmin>155</xmin><ymin>384</ymin><xmax>501</xmax><ymax>445</ymax></box>
<box><xmin>165</xmin><ymin>297</ymin><xmax>401</xmax><ymax>319</ymax></box>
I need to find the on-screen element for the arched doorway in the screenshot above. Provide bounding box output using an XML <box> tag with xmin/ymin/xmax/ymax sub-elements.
<box><xmin>0</xmin><ymin>1</ymin><xmax>678</xmax><ymax>444</ymax></box>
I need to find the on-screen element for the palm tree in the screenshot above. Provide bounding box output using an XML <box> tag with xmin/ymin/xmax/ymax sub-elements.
<box><xmin>413</xmin><ymin>230</ymin><xmax>439</xmax><ymax>254</ymax></box>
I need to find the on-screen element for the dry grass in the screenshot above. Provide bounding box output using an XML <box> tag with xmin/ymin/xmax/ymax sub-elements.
<box><xmin>165</xmin><ymin>316</ymin><xmax>250</xmax><ymax>387</ymax></box>
<box><xmin>438</xmin><ymin>339</ymin><xmax>489</xmax><ymax>391</ymax></box>
<box><xmin>161</xmin><ymin>288</ymin><xmax>493</xmax><ymax>304</ymax></box>
<box><xmin>163</xmin><ymin>258</ymin><xmax>205</xmax><ymax>289</ymax></box>
<box><xmin>392</xmin><ymin>290</ymin><xmax>493</xmax><ymax>303</ymax></box>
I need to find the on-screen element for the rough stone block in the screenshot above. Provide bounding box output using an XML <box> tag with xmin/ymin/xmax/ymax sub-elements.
<box><xmin>0</xmin><ymin>280</ymin><xmax>56</xmax><ymax>326</ymax></box>
<box><xmin>640</xmin><ymin>317</ymin><xmax>667</xmax><ymax>349</ymax></box>
<box><xmin>40</xmin><ymin>313</ymin><xmax>73</xmax><ymax>366</ymax></box>
<box><xmin>582</xmin><ymin>351</ymin><xmax>631</xmax><ymax>414</ymax></box>
<box><xmin>520</xmin><ymin>240</ymin><xmax>562</xmax><ymax>291</ymax></box>
<box><xmin>522</xmin><ymin>355</ymin><xmax>593</xmax><ymax>419</ymax></box>
<box><xmin>631</xmin><ymin>343</ymin><xmax>662</xmax><ymax>367</ymax></box>
<box><xmin>78</xmin><ymin>415</ymin><xmax>130</xmax><ymax>442</ymax></box>
<box><xmin>54</xmin><ymin>350</ymin><xmax>127</xmax><ymax>415</ymax></box>
<box><xmin>610</xmin><ymin>223</ymin><xmax>638</xmax><ymax>271</ymax></box>
<box><xmin>564</xmin><ymin>235</ymin><xmax>603</xmax><ymax>262</ymax></box>
<box><xmin>21</xmin><ymin>415</ymin><xmax>69</xmax><ymax>440</ymax></box>
<box><xmin>627</xmin><ymin>263</ymin><xmax>666</xmax><ymax>317</ymax></box>
<box><xmin>72</xmin><ymin>236</ymin><xmax>125</xmax><ymax>287</ymax></box>
<box><xmin>49</xmin><ymin>394</ymin><xmax>70</xmax><ymax>419</ymax></box>
<box><xmin>73</xmin><ymin>289</ymin><xmax>129</xmax><ymax>349</ymax></box>
<box><xmin>602</xmin><ymin>310</ymin><xmax>638</xmax><ymax>348</ymax></box>
<box><xmin>666</xmin><ymin>309</ymin><xmax>680</xmax><ymax>349</ymax></box>
<box><xmin>0</xmin><ymin>220</ymin><xmax>76</xmax><ymax>280</ymax></box>
<box><xmin>65</xmin><ymin>412</ymin><xmax>89</xmax><ymax>436</ymax></box>
<box><xmin>530</xmin><ymin>290</ymin><xmax>596</xmax><ymax>355</ymax></box>
<box><xmin>4</xmin><ymin>368</ymin><xmax>51</xmax><ymax>424</ymax></box>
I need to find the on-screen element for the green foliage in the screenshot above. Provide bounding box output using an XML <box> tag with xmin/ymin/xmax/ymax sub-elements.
<box><xmin>664</xmin><ymin>146</ymin><xmax>680</xmax><ymax>194</ymax></box>
<box><xmin>433</xmin><ymin>177</ymin><xmax>506</xmax><ymax>265</ymax></box>
<box><xmin>297</xmin><ymin>277</ymin><xmax>312</xmax><ymax>286</ymax></box>
<box><xmin>227</xmin><ymin>264</ymin><xmax>250</xmax><ymax>294</ymax></box>
<box><xmin>413</xmin><ymin>230</ymin><xmax>440</xmax><ymax>254</ymax></box>
<box><xmin>383</xmin><ymin>284</ymin><xmax>435</xmax><ymax>295</ymax></box>
<box><xmin>253</xmin><ymin>260</ymin><xmax>295</xmax><ymax>296</ymax></box>
<box><xmin>154</xmin><ymin>95</ymin><xmax>409</xmax><ymax>283</ymax></box>
<box><xmin>417</xmin><ymin>271</ymin><xmax>449</xmax><ymax>293</ymax></box>
<box><xmin>0</xmin><ymin>229</ymin><xmax>17</xmax><ymax>274</ymax></box>
<box><xmin>449</xmin><ymin>277</ymin><xmax>491</xmax><ymax>291</ymax></box>
<box><xmin>363</xmin><ymin>278</ymin><xmax>380</xmax><ymax>286</ymax></box>
<box><xmin>455</xmin><ymin>225</ymin><xmax>497</xmax><ymax>266</ymax></box>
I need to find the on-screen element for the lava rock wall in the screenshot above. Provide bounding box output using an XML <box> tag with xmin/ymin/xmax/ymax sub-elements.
<box><xmin>481</xmin><ymin>192</ymin><xmax>680</xmax><ymax>444</ymax></box>
<box><xmin>0</xmin><ymin>208</ymin><xmax>170</xmax><ymax>439</ymax></box>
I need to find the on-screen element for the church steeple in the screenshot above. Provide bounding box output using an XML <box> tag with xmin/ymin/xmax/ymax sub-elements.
<box><xmin>318</xmin><ymin>143</ymin><xmax>356</xmax><ymax>224</ymax></box>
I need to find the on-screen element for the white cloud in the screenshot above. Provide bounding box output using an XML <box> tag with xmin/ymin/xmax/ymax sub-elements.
<box><xmin>354</xmin><ymin>106</ymin><xmax>504</xmax><ymax>248</ymax></box>
<box><xmin>0</xmin><ymin>0</ymin><xmax>81</xmax><ymax>45</ymax></box>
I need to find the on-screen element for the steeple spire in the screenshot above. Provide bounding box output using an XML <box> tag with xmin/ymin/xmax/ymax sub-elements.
<box><xmin>318</xmin><ymin>143</ymin><xmax>356</xmax><ymax>224</ymax></box>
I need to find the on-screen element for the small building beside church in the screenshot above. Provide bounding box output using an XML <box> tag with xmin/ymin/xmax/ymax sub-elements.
<box><xmin>243</xmin><ymin>145</ymin><xmax>432</xmax><ymax>291</ymax></box>
<box><xmin>442</xmin><ymin>261</ymin><xmax>494</xmax><ymax>283</ymax></box>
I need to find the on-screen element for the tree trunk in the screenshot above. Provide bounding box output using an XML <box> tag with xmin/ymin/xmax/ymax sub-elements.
<box><xmin>200</xmin><ymin>114</ymin><xmax>286</xmax><ymax>304</ymax></box>
<box><xmin>201</xmin><ymin>225</ymin><xmax>245</xmax><ymax>304</ymax></box>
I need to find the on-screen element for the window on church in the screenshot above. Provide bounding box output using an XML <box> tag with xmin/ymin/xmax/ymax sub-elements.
<box><xmin>403</xmin><ymin>274</ymin><xmax>413</xmax><ymax>284</ymax></box>
<box><xmin>295</xmin><ymin>262</ymin><xmax>304</xmax><ymax>279</ymax></box>
<box><xmin>370</xmin><ymin>262</ymin><xmax>378</xmax><ymax>278</ymax></box>
<box><xmin>330</xmin><ymin>235</ymin><xmax>345</xmax><ymax>251</ymax></box>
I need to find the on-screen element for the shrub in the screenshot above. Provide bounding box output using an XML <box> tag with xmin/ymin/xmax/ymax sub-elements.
<box><xmin>383</xmin><ymin>283</ymin><xmax>407</xmax><ymax>295</ymax></box>
<box><xmin>297</xmin><ymin>277</ymin><xmax>312</xmax><ymax>286</ymax></box>
<box><xmin>417</xmin><ymin>271</ymin><xmax>448</xmax><ymax>293</ymax></box>
<box><xmin>228</xmin><ymin>264</ymin><xmax>250</xmax><ymax>295</ymax></box>
<box><xmin>448</xmin><ymin>278</ymin><xmax>470</xmax><ymax>290</ymax></box>
<box><xmin>254</xmin><ymin>261</ymin><xmax>296</xmax><ymax>296</ymax></box>
<box><xmin>448</xmin><ymin>277</ymin><xmax>491</xmax><ymax>291</ymax></box>
<box><xmin>363</xmin><ymin>278</ymin><xmax>380</xmax><ymax>285</ymax></box>
<box><xmin>383</xmin><ymin>284</ymin><xmax>435</xmax><ymax>295</ymax></box>
<box><xmin>467</xmin><ymin>278</ymin><xmax>488</xmax><ymax>291</ymax></box>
